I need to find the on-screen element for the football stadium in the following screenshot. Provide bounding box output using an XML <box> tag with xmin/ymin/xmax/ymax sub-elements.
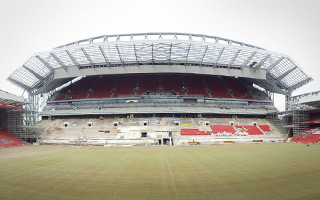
<box><xmin>1</xmin><ymin>33</ymin><xmax>320</xmax><ymax>199</ymax></box>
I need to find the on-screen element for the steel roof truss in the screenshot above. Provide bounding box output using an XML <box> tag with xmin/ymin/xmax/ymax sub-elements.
<box><xmin>184</xmin><ymin>44</ymin><xmax>191</xmax><ymax>66</ymax></box>
<box><xmin>289</xmin><ymin>78</ymin><xmax>312</xmax><ymax>91</ymax></box>
<box><xmin>200</xmin><ymin>45</ymin><xmax>209</xmax><ymax>66</ymax></box>
<box><xmin>50</xmin><ymin>53</ymin><xmax>68</xmax><ymax>71</ymax></box>
<box><xmin>35</xmin><ymin>56</ymin><xmax>54</xmax><ymax>72</ymax></box>
<box><xmin>115</xmin><ymin>45</ymin><xmax>124</xmax><ymax>65</ymax></box>
<box><xmin>254</xmin><ymin>54</ymin><xmax>270</xmax><ymax>72</ymax></box>
<box><xmin>266</xmin><ymin>57</ymin><xmax>284</xmax><ymax>72</ymax></box>
<box><xmin>151</xmin><ymin>44</ymin><xmax>154</xmax><ymax>65</ymax></box>
<box><xmin>133</xmin><ymin>44</ymin><xmax>139</xmax><ymax>65</ymax></box>
<box><xmin>98</xmin><ymin>46</ymin><xmax>111</xmax><ymax>67</ymax></box>
<box><xmin>168</xmin><ymin>43</ymin><xmax>172</xmax><ymax>65</ymax></box>
<box><xmin>276</xmin><ymin>66</ymin><xmax>298</xmax><ymax>81</ymax></box>
<box><xmin>241</xmin><ymin>51</ymin><xmax>256</xmax><ymax>70</ymax></box>
<box><xmin>8</xmin><ymin>77</ymin><xmax>31</xmax><ymax>91</ymax></box>
<box><xmin>81</xmin><ymin>48</ymin><xmax>94</xmax><ymax>67</ymax></box>
<box><xmin>65</xmin><ymin>50</ymin><xmax>80</xmax><ymax>69</ymax></box>
<box><xmin>214</xmin><ymin>47</ymin><xmax>225</xmax><ymax>67</ymax></box>
<box><xmin>228</xmin><ymin>49</ymin><xmax>241</xmax><ymax>69</ymax></box>
<box><xmin>23</xmin><ymin>65</ymin><xmax>44</xmax><ymax>81</ymax></box>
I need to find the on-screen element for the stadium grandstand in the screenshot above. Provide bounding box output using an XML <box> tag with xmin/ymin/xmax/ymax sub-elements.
<box><xmin>286</xmin><ymin>91</ymin><xmax>320</xmax><ymax>144</ymax></box>
<box><xmin>7</xmin><ymin>32</ymin><xmax>313</xmax><ymax>146</ymax></box>
<box><xmin>0</xmin><ymin>90</ymin><xmax>28</xmax><ymax>147</ymax></box>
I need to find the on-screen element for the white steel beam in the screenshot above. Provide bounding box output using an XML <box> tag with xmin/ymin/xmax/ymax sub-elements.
<box><xmin>168</xmin><ymin>43</ymin><xmax>172</xmax><ymax>65</ymax></box>
<box><xmin>200</xmin><ymin>45</ymin><xmax>208</xmax><ymax>66</ymax></box>
<box><xmin>35</xmin><ymin>56</ymin><xmax>54</xmax><ymax>72</ymax></box>
<box><xmin>228</xmin><ymin>49</ymin><xmax>241</xmax><ymax>68</ymax></box>
<box><xmin>289</xmin><ymin>78</ymin><xmax>312</xmax><ymax>91</ymax></box>
<box><xmin>50</xmin><ymin>53</ymin><xmax>67</xmax><ymax>71</ymax></box>
<box><xmin>214</xmin><ymin>47</ymin><xmax>225</xmax><ymax>67</ymax></box>
<box><xmin>267</xmin><ymin>57</ymin><xmax>285</xmax><ymax>72</ymax></box>
<box><xmin>81</xmin><ymin>48</ymin><xmax>94</xmax><ymax>67</ymax></box>
<box><xmin>184</xmin><ymin>44</ymin><xmax>191</xmax><ymax>65</ymax></box>
<box><xmin>98</xmin><ymin>46</ymin><xmax>111</xmax><ymax>67</ymax></box>
<box><xmin>133</xmin><ymin>44</ymin><xmax>139</xmax><ymax>65</ymax></box>
<box><xmin>276</xmin><ymin>66</ymin><xmax>297</xmax><ymax>81</ymax></box>
<box><xmin>66</xmin><ymin>50</ymin><xmax>80</xmax><ymax>69</ymax></box>
<box><xmin>115</xmin><ymin>45</ymin><xmax>124</xmax><ymax>65</ymax></box>
<box><xmin>151</xmin><ymin>44</ymin><xmax>154</xmax><ymax>65</ymax></box>
<box><xmin>254</xmin><ymin>54</ymin><xmax>270</xmax><ymax>72</ymax></box>
<box><xmin>8</xmin><ymin>77</ymin><xmax>32</xmax><ymax>91</ymax></box>
<box><xmin>23</xmin><ymin>65</ymin><xmax>44</xmax><ymax>81</ymax></box>
<box><xmin>241</xmin><ymin>51</ymin><xmax>256</xmax><ymax>70</ymax></box>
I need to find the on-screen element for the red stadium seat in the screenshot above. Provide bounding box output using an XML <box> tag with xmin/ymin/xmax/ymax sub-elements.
<box><xmin>89</xmin><ymin>76</ymin><xmax>116</xmax><ymax>98</ymax></box>
<box><xmin>183</xmin><ymin>75</ymin><xmax>208</xmax><ymax>97</ymax></box>
<box><xmin>236</xmin><ymin>125</ymin><xmax>264</xmax><ymax>135</ymax></box>
<box><xmin>259</xmin><ymin>125</ymin><xmax>271</xmax><ymax>132</ymax></box>
<box><xmin>210</xmin><ymin>125</ymin><xmax>236</xmax><ymax>134</ymax></box>
<box><xmin>136</xmin><ymin>75</ymin><xmax>159</xmax><ymax>94</ymax></box>
<box><xmin>160</xmin><ymin>75</ymin><xmax>183</xmax><ymax>94</ymax></box>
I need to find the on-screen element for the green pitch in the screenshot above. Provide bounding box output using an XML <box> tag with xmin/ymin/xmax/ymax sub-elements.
<box><xmin>1</xmin><ymin>143</ymin><xmax>320</xmax><ymax>200</ymax></box>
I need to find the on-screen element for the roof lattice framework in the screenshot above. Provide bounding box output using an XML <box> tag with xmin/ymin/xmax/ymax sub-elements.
<box><xmin>8</xmin><ymin>33</ymin><xmax>312</xmax><ymax>94</ymax></box>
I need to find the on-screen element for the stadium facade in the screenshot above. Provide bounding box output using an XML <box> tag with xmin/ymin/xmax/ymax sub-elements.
<box><xmin>6</xmin><ymin>33</ymin><xmax>316</xmax><ymax>146</ymax></box>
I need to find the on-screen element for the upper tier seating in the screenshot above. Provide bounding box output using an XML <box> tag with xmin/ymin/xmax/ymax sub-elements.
<box><xmin>55</xmin><ymin>84</ymin><xmax>73</xmax><ymax>100</ymax></box>
<box><xmin>309</xmin><ymin>113</ymin><xmax>320</xmax><ymax>123</ymax></box>
<box><xmin>68</xmin><ymin>77</ymin><xmax>96</xmax><ymax>100</ymax></box>
<box><xmin>113</xmin><ymin>76</ymin><xmax>137</xmax><ymax>97</ymax></box>
<box><xmin>224</xmin><ymin>77</ymin><xmax>253</xmax><ymax>99</ymax></box>
<box><xmin>160</xmin><ymin>75</ymin><xmax>183</xmax><ymax>94</ymax></box>
<box><xmin>180</xmin><ymin>129</ymin><xmax>211</xmax><ymax>136</ymax></box>
<box><xmin>52</xmin><ymin>74</ymin><xmax>262</xmax><ymax>100</ymax></box>
<box><xmin>204</xmin><ymin>76</ymin><xmax>232</xmax><ymax>98</ymax></box>
<box><xmin>236</xmin><ymin>125</ymin><xmax>264</xmax><ymax>135</ymax></box>
<box><xmin>136</xmin><ymin>75</ymin><xmax>159</xmax><ymax>94</ymax></box>
<box><xmin>183</xmin><ymin>75</ymin><xmax>209</xmax><ymax>97</ymax></box>
<box><xmin>89</xmin><ymin>76</ymin><xmax>116</xmax><ymax>98</ymax></box>
<box><xmin>210</xmin><ymin>125</ymin><xmax>236</xmax><ymax>134</ymax></box>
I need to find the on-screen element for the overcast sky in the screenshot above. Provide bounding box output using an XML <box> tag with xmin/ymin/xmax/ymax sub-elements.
<box><xmin>0</xmin><ymin>0</ymin><xmax>319</xmax><ymax>111</ymax></box>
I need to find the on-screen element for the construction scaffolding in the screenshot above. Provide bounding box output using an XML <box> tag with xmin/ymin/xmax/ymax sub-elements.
<box><xmin>266</xmin><ymin>112</ymin><xmax>288</xmax><ymax>135</ymax></box>
<box><xmin>5</xmin><ymin>107</ymin><xmax>26</xmax><ymax>139</ymax></box>
<box><xmin>292</xmin><ymin>110</ymin><xmax>309</xmax><ymax>136</ymax></box>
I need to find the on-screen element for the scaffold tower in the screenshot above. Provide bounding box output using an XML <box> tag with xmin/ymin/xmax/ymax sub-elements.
<box><xmin>292</xmin><ymin>110</ymin><xmax>309</xmax><ymax>136</ymax></box>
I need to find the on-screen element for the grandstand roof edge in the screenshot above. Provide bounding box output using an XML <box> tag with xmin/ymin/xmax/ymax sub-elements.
<box><xmin>7</xmin><ymin>32</ymin><xmax>312</xmax><ymax>95</ymax></box>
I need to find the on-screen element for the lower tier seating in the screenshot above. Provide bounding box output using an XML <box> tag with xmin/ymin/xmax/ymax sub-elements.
<box><xmin>259</xmin><ymin>125</ymin><xmax>271</xmax><ymax>132</ymax></box>
<box><xmin>180</xmin><ymin>129</ymin><xmax>211</xmax><ymax>136</ymax></box>
<box><xmin>210</xmin><ymin>125</ymin><xmax>236</xmax><ymax>134</ymax></box>
<box><xmin>236</xmin><ymin>125</ymin><xmax>264</xmax><ymax>135</ymax></box>
<box><xmin>291</xmin><ymin>128</ymin><xmax>320</xmax><ymax>144</ymax></box>
<box><xmin>0</xmin><ymin>131</ymin><xmax>25</xmax><ymax>147</ymax></box>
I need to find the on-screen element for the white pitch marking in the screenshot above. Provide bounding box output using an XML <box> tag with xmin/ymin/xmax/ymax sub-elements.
<box><xmin>164</xmin><ymin>150</ymin><xmax>180</xmax><ymax>200</ymax></box>
<box><xmin>199</xmin><ymin>153</ymin><xmax>210</xmax><ymax>159</ymax></box>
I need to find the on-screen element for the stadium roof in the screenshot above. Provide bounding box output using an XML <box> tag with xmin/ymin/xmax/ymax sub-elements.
<box><xmin>289</xmin><ymin>90</ymin><xmax>320</xmax><ymax>110</ymax></box>
<box><xmin>0</xmin><ymin>89</ymin><xmax>24</xmax><ymax>109</ymax></box>
<box><xmin>8</xmin><ymin>32</ymin><xmax>312</xmax><ymax>95</ymax></box>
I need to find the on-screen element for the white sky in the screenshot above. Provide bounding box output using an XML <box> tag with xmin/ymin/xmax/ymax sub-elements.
<box><xmin>0</xmin><ymin>0</ymin><xmax>319</xmax><ymax>111</ymax></box>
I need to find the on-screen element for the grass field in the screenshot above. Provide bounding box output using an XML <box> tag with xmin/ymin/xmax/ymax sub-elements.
<box><xmin>1</xmin><ymin>143</ymin><xmax>320</xmax><ymax>200</ymax></box>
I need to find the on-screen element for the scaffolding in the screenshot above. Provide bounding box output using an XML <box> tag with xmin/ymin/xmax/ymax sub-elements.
<box><xmin>292</xmin><ymin>110</ymin><xmax>309</xmax><ymax>136</ymax></box>
<box><xmin>5</xmin><ymin>107</ymin><xmax>26</xmax><ymax>139</ymax></box>
<box><xmin>266</xmin><ymin>112</ymin><xmax>288</xmax><ymax>135</ymax></box>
